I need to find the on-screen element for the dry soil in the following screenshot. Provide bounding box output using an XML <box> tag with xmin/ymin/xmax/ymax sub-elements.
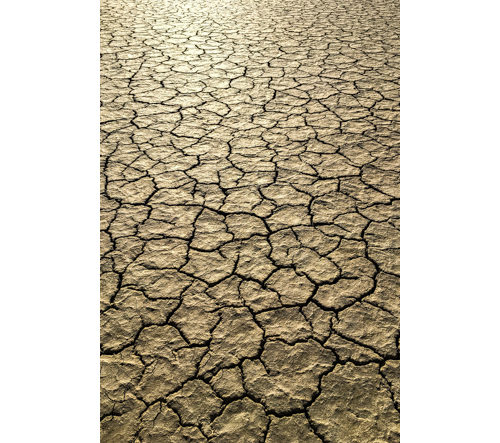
<box><xmin>100</xmin><ymin>0</ymin><xmax>400</xmax><ymax>440</ymax></box>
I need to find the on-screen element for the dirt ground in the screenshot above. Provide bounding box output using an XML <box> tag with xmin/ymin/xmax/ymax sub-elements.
<box><xmin>100</xmin><ymin>0</ymin><xmax>400</xmax><ymax>440</ymax></box>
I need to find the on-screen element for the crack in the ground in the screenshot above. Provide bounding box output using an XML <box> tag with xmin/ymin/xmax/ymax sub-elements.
<box><xmin>100</xmin><ymin>0</ymin><xmax>400</xmax><ymax>440</ymax></box>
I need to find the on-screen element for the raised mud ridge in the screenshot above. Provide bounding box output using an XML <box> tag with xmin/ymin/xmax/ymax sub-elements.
<box><xmin>100</xmin><ymin>0</ymin><xmax>400</xmax><ymax>441</ymax></box>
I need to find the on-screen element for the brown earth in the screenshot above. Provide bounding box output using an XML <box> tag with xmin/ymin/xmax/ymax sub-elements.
<box><xmin>100</xmin><ymin>0</ymin><xmax>400</xmax><ymax>440</ymax></box>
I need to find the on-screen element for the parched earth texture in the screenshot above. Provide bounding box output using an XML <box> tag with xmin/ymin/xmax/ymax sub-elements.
<box><xmin>100</xmin><ymin>0</ymin><xmax>400</xmax><ymax>441</ymax></box>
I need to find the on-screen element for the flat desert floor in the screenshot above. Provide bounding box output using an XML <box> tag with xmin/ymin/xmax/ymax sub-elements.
<box><xmin>100</xmin><ymin>0</ymin><xmax>400</xmax><ymax>440</ymax></box>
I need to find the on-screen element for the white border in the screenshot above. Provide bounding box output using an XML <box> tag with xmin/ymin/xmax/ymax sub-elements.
<box><xmin>402</xmin><ymin>0</ymin><xmax>499</xmax><ymax>441</ymax></box>
<box><xmin>2</xmin><ymin>0</ymin><xmax>100</xmax><ymax>440</ymax></box>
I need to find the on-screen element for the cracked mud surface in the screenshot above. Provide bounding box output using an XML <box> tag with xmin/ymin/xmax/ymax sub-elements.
<box><xmin>100</xmin><ymin>0</ymin><xmax>400</xmax><ymax>440</ymax></box>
